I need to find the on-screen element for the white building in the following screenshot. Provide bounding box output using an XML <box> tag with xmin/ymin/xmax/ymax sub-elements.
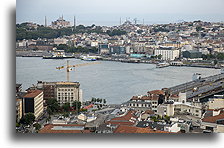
<box><xmin>206</xmin><ymin>97</ymin><xmax>224</xmax><ymax>110</ymax></box>
<box><xmin>56</xmin><ymin>82</ymin><xmax>82</xmax><ymax>106</ymax></box>
<box><xmin>154</xmin><ymin>46</ymin><xmax>180</xmax><ymax>61</ymax></box>
<box><xmin>53</xmin><ymin>38</ymin><xmax>67</xmax><ymax>45</ymax></box>
<box><xmin>157</xmin><ymin>101</ymin><xmax>202</xmax><ymax>118</ymax></box>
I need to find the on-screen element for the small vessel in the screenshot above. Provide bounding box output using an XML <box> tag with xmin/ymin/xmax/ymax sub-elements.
<box><xmin>43</xmin><ymin>50</ymin><xmax>74</xmax><ymax>59</ymax></box>
<box><xmin>80</xmin><ymin>55</ymin><xmax>97</xmax><ymax>61</ymax></box>
<box><xmin>156</xmin><ymin>62</ymin><xmax>170</xmax><ymax>68</ymax></box>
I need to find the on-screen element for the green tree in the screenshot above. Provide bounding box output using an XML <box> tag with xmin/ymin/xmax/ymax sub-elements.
<box><xmin>157</xmin><ymin>54</ymin><xmax>162</xmax><ymax>59</ymax></box>
<box><xmin>103</xmin><ymin>99</ymin><xmax>106</xmax><ymax>104</ymax></box>
<box><xmin>72</xmin><ymin>101</ymin><xmax>82</xmax><ymax>111</ymax></box>
<box><xmin>46</xmin><ymin>99</ymin><xmax>60</xmax><ymax>113</ymax></box>
<box><xmin>33</xmin><ymin>123</ymin><xmax>41</xmax><ymax>131</ymax></box>
<box><xmin>62</xmin><ymin>103</ymin><xmax>70</xmax><ymax>112</ymax></box>
<box><xmin>22</xmin><ymin>113</ymin><xmax>35</xmax><ymax>125</ymax></box>
<box><xmin>91</xmin><ymin>97</ymin><xmax>96</xmax><ymax>102</ymax></box>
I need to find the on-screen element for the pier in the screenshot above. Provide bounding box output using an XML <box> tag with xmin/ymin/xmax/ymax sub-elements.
<box><xmin>167</xmin><ymin>73</ymin><xmax>224</xmax><ymax>102</ymax></box>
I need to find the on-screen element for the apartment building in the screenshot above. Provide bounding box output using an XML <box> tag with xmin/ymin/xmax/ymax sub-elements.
<box><xmin>154</xmin><ymin>46</ymin><xmax>180</xmax><ymax>61</ymax></box>
<box><xmin>23</xmin><ymin>90</ymin><xmax>44</xmax><ymax>119</ymax></box>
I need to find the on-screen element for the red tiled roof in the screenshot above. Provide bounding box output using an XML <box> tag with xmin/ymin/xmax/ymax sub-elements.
<box><xmin>114</xmin><ymin>125</ymin><xmax>173</xmax><ymax>133</ymax></box>
<box><xmin>39</xmin><ymin>124</ymin><xmax>91</xmax><ymax>133</ymax></box>
<box><xmin>106</xmin><ymin>110</ymin><xmax>137</xmax><ymax>126</ymax></box>
<box><xmin>23</xmin><ymin>90</ymin><xmax>42</xmax><ymax>98</ymax></box>
<box><xmin>143</xmin><ymin>110</ymin><xmax>154</xmax><ymax>115</ymax></box>
<box><xmin>130</xmin><ymin>95</ymin><xmax>159</xmax><ymax>101</ymax></box>
<box><xmin>148</xmin><ymin>90</ymin><xmax>165</xmax><ymax>95</ymax></box>
<box><xmin>202</xmin><ymin>112</ymin><xmax>224</xmax><ymax>123</ymax></box>
<box><xmin>110</xmin><ymin>110</ymin><xmax>137</xmax><ymax>121</ymax></box>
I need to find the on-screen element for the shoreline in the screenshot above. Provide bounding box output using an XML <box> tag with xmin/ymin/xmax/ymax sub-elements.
<box><xmin>16</xmin><ymin>56</ymin><xmax>222</xmax><ymax>69</ymax></box>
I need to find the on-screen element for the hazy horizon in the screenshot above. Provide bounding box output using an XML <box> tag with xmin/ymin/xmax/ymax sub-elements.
<box><xmin>16</xmin><ymin>0</ymin><xmax>224</xmax><ymax>26</ymax></box>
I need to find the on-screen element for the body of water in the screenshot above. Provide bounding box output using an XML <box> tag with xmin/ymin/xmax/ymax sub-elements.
<box><xmin>16</xmin><ymin>57</ymin><xmax>220</xmax><ymax>104</ymax></box>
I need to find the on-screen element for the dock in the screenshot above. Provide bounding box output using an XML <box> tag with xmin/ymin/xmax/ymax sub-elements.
<box><xmin>167</xmin><ymin>73</ymin><xmax>224</xmax><ymax>101</ymax></box>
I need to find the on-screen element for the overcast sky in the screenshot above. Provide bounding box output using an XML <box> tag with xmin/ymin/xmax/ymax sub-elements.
<box><xmin>16</xmin><ymin>0</ymin><xmax>224</xmax><ymax>26</ymax></box>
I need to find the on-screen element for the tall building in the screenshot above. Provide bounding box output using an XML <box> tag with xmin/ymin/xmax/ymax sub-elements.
<box><xmin>56</xmin><ymin>82</ymin><xmax>82</xmax><ymax>106</ymax></box>
<box><xmin>23</xmin><ymin>90</ymin><xmax>44</xmax><ymax>119</ymax></box>
<box><xmin>51</xmin><ymin>16</ymin><xmax>71</xmax><ymax>29</ymax></box>
<box><xmin>37</xmin><ymin>81</ymin><xmax>82</xmax><ymax>106</ymax></box>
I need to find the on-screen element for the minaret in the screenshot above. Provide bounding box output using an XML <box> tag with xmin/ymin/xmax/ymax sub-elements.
<box><xmin>45</xmin><ymin>16</ymin><xmax>47</xmax><ymax>27</ymax></box>
<box><xmin>74</xmin><ymin>15</ymin><xmax>76</xmax><ymax>29</ymax></box>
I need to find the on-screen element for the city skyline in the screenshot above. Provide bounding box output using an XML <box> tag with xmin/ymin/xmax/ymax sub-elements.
<box><xmin>16</xmin><ymin>0</ymin><xmax>224</xmax><ymax>26</ymax></box>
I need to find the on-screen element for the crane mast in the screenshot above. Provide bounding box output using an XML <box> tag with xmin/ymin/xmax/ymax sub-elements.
<box><xmin>56</xmin><ymin>60</ymin><xmax>100</xmax><ymax>82</ymax></box>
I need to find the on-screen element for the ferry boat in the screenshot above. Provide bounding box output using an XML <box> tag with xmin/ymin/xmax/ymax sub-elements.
<box><xmin>156</xmin><ymin>62</ymin><xmax>170</xmax><ymax>68</ymax></box>
<box><xmin>43</xmin><ymin>50</ymin><xmax>74</xmax><ymax>59</ymax></box>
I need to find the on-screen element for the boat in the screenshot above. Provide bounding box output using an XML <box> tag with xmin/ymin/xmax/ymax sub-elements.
<box><xmin>156</xmin><ymin>62</ymin><xmax>170</xmax><ymax>68</ymax></box>
<box><xmin>80</xmin><ymin>55</ymin><xmax>97</xmax><ymax>61</ymax></box>
<box><xmin>43</xmin><ymin>50</ymin><xmax>74</xmax><ymax>59</ymax></box>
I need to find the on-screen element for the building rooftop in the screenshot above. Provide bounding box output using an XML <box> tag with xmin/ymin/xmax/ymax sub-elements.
<box><xmin>114</xmin><ymin>125</ymin><xmax>172</xmax><ymax>133</ymax></box>
<box><xmin>39</xmin><ymin>124</ymin><xmax>91</xmax><ymax>133</ymax></box>
<box><xmin>23</xmin><ymin>90</ymin><xmax>42</xmax><ymax>98</ymax></box>
<box><xmin>148</xmin><ymin>90</ymin><xmax>165</xmax><ymax>95</ymax></box>
<box><xmin>202</xmin><ymin>112</ymin><xmax>224</xmax><ymax>123</ymax></box>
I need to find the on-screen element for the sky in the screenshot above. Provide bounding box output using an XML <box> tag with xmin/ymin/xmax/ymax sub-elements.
<box><xmin>16</xmin><ymin>0</ymin><xmax>224</xmax><ymax>26</ymax></box>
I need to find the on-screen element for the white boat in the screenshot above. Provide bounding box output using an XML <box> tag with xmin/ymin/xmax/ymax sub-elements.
<box><xmin>156</xmin><ymin>62</ymin><xmax>170</xmax><ymax>68</ymax></box>
<box><xmin>80</xmin><ymin>55</ymin><xmax>97</xmax><ymax>61</ymax></box>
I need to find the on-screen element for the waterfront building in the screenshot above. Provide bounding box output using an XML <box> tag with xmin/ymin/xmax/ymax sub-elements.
<box><xmin>154</xmin><ymin>46</ymin><xmax>180</xmax><ymax>61</ymax></box>
<box><xmin>182</xmin><ymin>50</ymin><xmax>202</xmax><ymax>59</ymax></box>
<box><xmin>109</xmin><ymin>45</ymin><xmax>126</xmax><ymax>54</ymax></box>
<box><xmin>56</xmin><ymin>82</ymin><xmax>82</xmax><ymax>106</ymax></box>
<box><xmin>37</xmin><ymin>81</ymin><xmax>82</xmax><ymax>106</ymax></box>
<box><xmin>99</xmin><ymin>44</ymin><xmax>110</xmax><ymax>54</ymax></box>
<box><xmin>23</xmin><ymin>90</ymin><xmax>44</xmax><ymax>119</ymax></box>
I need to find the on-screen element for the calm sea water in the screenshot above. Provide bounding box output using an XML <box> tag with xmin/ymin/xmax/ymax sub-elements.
<box><xmin>16</xmin><ymin>57</ymin><xmax>220</xmax><ymax>104</ymax></box>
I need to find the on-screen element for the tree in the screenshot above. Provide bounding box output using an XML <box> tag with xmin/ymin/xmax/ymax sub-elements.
<box><xmin>91</xmin><ymin>97</ymin><xmax>96</xmax><ymax>103</ymax></box>
<box><xmin>46</xmin><ymin>99</ymin><xmax>60</xmax><ymax>113</ymax></box>
<box><xmin>22</xmin><ymin>113</ymin><xmax>35</xmax><ymax>125</ymax></box>
<box><xmin>103</xmin><ymin>99</ymin><xmax>106</xmax><ymax>104</ymax></box>
<box><xmin>96</xmin><ymin>98</ymin><xmax>100</xmax><ymax>102</ymax></box>
<box><xmin>62</xmin><ymin>103</ymin><xmax>70</xmax><ymax>112</ymax></box>
<box><xmin>157</xmin><ymin>54</ymin><xmax>162</xmax><ymax>59</ymax></box>
<box><xmin>72</xmin><ymin>101</ymin><xmax>81</xmax><ymax>111</ymax></box>
<box><xmin>33</xmin><ymin>123</ymin><xmax>41</xmax><ymax>132</ymax></box>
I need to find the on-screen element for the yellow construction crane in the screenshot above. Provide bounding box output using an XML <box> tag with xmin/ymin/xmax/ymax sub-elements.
<box><xmin>56</xmin><ymin>60</ymin><xmax>100</xmax><ymax>82</ymax></box>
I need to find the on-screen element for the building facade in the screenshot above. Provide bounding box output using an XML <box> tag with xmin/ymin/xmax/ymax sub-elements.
<box><xmin>23</xmin><ymin>90</ymin><xmax>44</xmax><ymax>119</ymax></box>
<box><xmin>154</xmin><ymin>46</ymin><xmax>180</xmax><ymax>61</ymax></box>
<box><xmin>37</xmin><ymin>81</ymin><xmax>82</xmax><ymax>106</ymax></box>
<box><xmin>56</xmin><ymin>82</ymin><xmax>82</xmax><ymax>106</ymax></box>
<box><xmin>51</xmin><ymin>16</ymin><xmax>70</xmax><ymax>29</ymax></box>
